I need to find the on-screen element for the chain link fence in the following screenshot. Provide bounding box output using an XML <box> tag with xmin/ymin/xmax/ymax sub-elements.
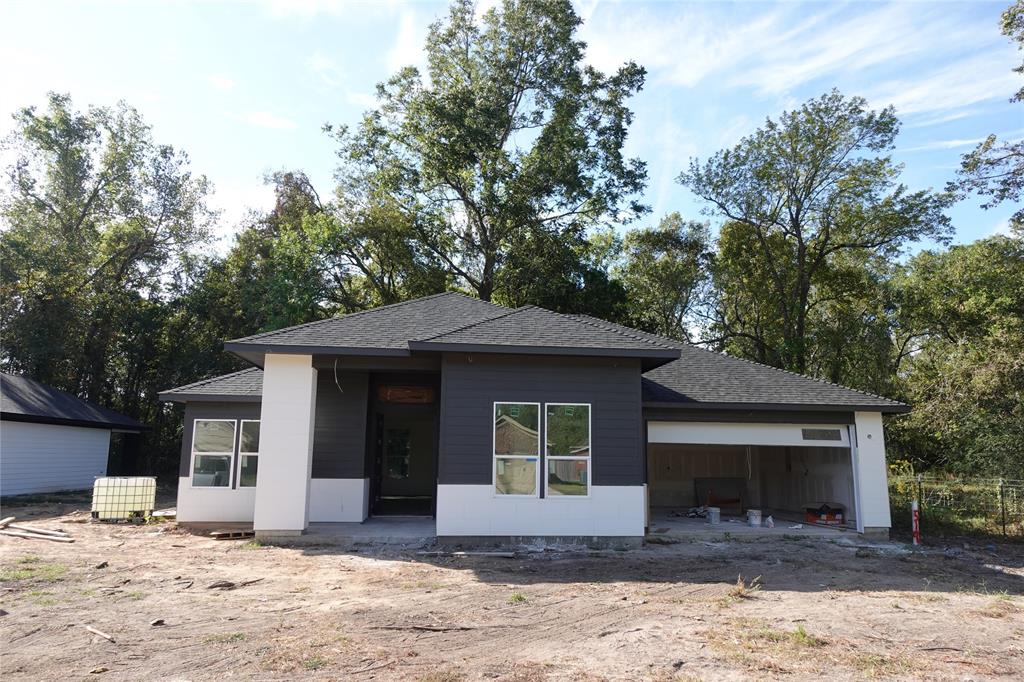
<box><xmin>889</xmin><ymin>475</ymin><xmax>1024</xmax><ymax>538</ymax></box>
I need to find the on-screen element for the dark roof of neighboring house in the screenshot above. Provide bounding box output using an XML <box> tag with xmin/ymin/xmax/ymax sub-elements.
<box><xmin>570</xmin><ymin>315</ymin><xmax>908</xmax><ymax>413</ymax></box>
<box><xmin>158</xmin><ymin>368</ymin><xmax>264</xmax><ymax>403</ymax></box>
<box><xmin>0</xmin><ymin>373</ymin><xmax>146</xmax><ymax>431</ymax></box>
<box><xmin>223</xmin><ymin>292</ymin><xmax>680</xmax><ymax>367</ymax></box>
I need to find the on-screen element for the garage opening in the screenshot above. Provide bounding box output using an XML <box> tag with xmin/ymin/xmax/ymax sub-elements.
<box><xmin>646</xmin><ymin>421</ymin><xmax>859</xmax><ymax>532</ymax></box>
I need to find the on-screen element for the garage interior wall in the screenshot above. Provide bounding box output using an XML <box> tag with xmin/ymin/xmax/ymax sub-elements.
<box><xmin>647</xmin><ymin>443</ymin><xmax>856</xmax><ymax>524</ymax></box>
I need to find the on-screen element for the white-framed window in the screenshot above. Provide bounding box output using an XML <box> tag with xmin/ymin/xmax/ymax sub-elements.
<box><xmin>191</xmin><ymin>419</ymin><xmax>236</xmax><ymax>488</ymax></box>
<box><xmin>238</xmin><ymin>420</ymin><xmax>260</xmax><ymax>487</ymax></box>
<box><xmin>545</xmin><ymin>403</ymin><xmax>591</xmax><ymax>497</ymax></box>
<box><xmin>493</xmin><ymin>402</ymin><xmax>540</xmax><ymax>496</ymax></box>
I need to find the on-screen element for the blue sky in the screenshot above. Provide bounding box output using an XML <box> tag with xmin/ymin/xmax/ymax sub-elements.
<box><xmin>1</xmin><ymin>0</ymin><xmax>1020</xmax><ymax>251</ymax></box>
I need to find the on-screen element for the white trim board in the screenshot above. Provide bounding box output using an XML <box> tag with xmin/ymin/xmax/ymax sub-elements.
<box><xmin>647</xmin><ymin>421</ymin><xmax>850</xmax><ymax>448</ymax></box>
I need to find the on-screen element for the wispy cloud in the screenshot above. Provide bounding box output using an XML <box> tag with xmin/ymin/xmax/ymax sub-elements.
<box><xmin>307</xmin><ymin>52</ymin><xmax>342</xmax><ymax>87</ymax></box>
<box><xmin>868</xmin><ymin>53</ymin><xmax>1019</xmax><ymax>116</ymax></box>
<box><xmin>207</xmin><ymin>74</ymin><xmax>236</xmax><ymax>91</ymax></box>
<box><xmin>245</xmin><ymin>111</ymin><xmax>298</xmax><ymax>130</ymax></box>
<box><xmin>900</xmin><ymin>137</ymin><xmax>987</xmax><ymax>153</ymax></box>
<box><xmin>387</xmin><ymin>9</ymin><xmax>429</xmax><ymax>73</ymax></box>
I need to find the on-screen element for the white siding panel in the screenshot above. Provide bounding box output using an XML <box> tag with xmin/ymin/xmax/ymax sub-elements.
<box><xmin>1</xmin><ymin>421</ymin><xmax>110</xmax><ymax>496</ymax></box>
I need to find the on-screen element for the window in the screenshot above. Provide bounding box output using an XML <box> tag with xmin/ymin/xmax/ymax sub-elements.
<box><xmin>545</xmin><ymin>404</ymin><xmax>590</xmax><ymax>496</ymax></box>
<box><xmin>801</xmin><ymin>428</ymin><xmax>842</xmax><ymax>442</ymax></box>
<box><xmin>238</xmin><ymin>420</ymin><xmax>260</xmax><ymax>487</ymax></box>
<box><xmin>191</xmin><ymin>419</ymin><xmax>236</xmax><ymax>487</ymax></box>
<box><xmin>493</xmin><ymin>402</ymin><xmax>540</xmax><ymax>495</ymax></box>
<box><xmin>385</xmin><ymin>428</ymin><xmax>411</xmax><ymax>479</ymax></box>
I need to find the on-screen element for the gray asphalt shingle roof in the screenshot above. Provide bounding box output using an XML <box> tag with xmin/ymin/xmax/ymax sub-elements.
<box><xmin>224</xmin><ymin>292</ymin><xmax>509</xmax><ymax>352</ymax></box>
<box><xmin>409</xmin><ymin>306</ymin><xmax>679</xmax><ymax>356</ymax></box>
<box><xmin>158</xmin><ymin>368</ymin><xmax>263</xmax><ymax>402</ymax></box>
<box><xmin>162</xmin><ymin>295</ymin><xmax>908</xmax><ymax>412</ymax></box>
<box><xmin>1</xmin><ymin>373</ymin><xmax>145</xmax><ymax>430</ymax></box>
<box><xmin>570</xmin><ymin>315</ymin><xmax>907</xmax><ymax>412</ymax></box>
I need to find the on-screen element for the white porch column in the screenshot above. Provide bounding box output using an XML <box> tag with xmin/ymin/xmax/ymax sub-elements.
<box><xmin>852</xmin><ymin>411</ymin><xmax>892</xmax><ymax>536</ymax></box>
<box><xmin>253</xmin><ymin>354</ymin><xmax>317</xmax><ymax>535</ymax></box>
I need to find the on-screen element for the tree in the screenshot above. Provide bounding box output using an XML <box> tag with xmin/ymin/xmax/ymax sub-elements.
<box><xmin>887</xmin><ymin>235</ymin><xmax>1024</xmax><ymax>476</ymax></box>
<box><xmin>953</xmin><ymin>1</ymin><xmax>1024</xmax><ymax>227</ymax></box>
<box><xmin>615</xmin><ymin>213</ymin><xmax>711</xmax><ymax>341</ymax></box>
<box><xmin>0</xmin><ymin>92</ymin><xmax>214</xmax><ymax>401</ymax></box>
<box><xmin>331</xmin><ymin>0</ymin><xmax>648</xmax><ymax>301</ymax></box>
<box><xmin>679</xmin><ymin>90</ymin><xmax>953</xmax><ymax>375</ymax></box>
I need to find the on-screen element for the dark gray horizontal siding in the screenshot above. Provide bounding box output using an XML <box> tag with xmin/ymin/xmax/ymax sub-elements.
<box><xmin>178</xmin><ymin>401</ymin><xmax>262</xmax><ymax>478</ymax></box>
<box><xmin>312</xmin><ymin>371</ymin><xmax>368</xmax><ymax>479</ymax></box>
<box><xmin>439</xmin><ymin>354</ymin><xmax>644</xmax><ymax>486</ymax></box>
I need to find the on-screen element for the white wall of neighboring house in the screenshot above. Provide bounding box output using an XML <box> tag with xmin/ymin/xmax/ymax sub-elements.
<box><xmin>0</xmin><ymin>421</ymin><xmax>110</xmax><ymax>496</ymax></box>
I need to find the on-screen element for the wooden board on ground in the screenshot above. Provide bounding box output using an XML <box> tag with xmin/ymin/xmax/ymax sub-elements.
<box><xmin>210</xmin><ymin>530</ymin><xmax>255</xmax><ymax>540</ymax></box>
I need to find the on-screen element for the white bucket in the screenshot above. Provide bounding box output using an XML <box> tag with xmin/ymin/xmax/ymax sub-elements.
<box><xmin>707</xmin><ymin>507</ymin><xmax>721</xmax><ymax>525</ymax></box>
<box><xmin>747</xmin><ymin>509</ymin><xmax>762</xmax><ymax>527</ymax></box>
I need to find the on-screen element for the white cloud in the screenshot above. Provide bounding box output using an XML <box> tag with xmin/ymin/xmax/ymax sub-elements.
<box><xmin>900</xmin><ymin>137</ymin><xmax>987</xmax><ymax>153</ymax></box>
<box><xmin>245</xmin><ymin>111</ymin><xmax>298</xmax><ymax>130</ymax></box>
<box><xmin>207</xmin><ymin>74</ymin><xmax>236</xmax><ymax>91</ymax></box>
<box><xmin>868</xmin><ymin>53</ymin><xmax>1020</xmax><ymax>116</ymax></box>
<box><xmin>307</xmin><ymin>52</ymin><xmax>342</xmax><ymax>87</ymax></box>
<box><xmin>346</xmin><ymin>90</ymin><xmax>378</xmax><ymax>109</ymax></box>
<box><xmin>387</xmin><ymin>9</ymin><xmax>429</xmax><ymax>73</ymax></box>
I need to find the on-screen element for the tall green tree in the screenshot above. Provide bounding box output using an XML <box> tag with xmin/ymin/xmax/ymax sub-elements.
<box><xmin>0</xmin><ymin>93</ymin><xmax>214</xmax><ymax>401</ymax></box>
<box><xmin>679</xmin><ymin>90</ymin><xmax>953</xmax><ymax>377</ymax></box>
<box><xmin>888</xmin><ymin>235</ymin><xmax>1024</xmax><ymax>476</ymax></box>
<box><xmin>331</xmin><ymin>0</ymin><xmax>648</xmax><ymax>302</ymax></box>
<box><xmin>953</xmin><ymin>0</ymin><xmax>1024</xmax><ymax>227</ymax></box>
<box><xmin>615</xmin><ymin>213</ymin><xmax>711</xmax><ymax>341</ymax></box>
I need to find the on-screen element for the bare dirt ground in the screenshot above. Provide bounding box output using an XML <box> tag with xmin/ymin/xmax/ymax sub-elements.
<box><xmin>3</xmin><ymin>499</ymin><xmax>1024</xmax><ymax>681</ymax></box>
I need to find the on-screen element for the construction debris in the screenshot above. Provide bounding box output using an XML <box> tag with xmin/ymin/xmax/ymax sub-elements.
<box><xmin>209</xmin><ymin>530</ymin><xmax>255</xmax><ymax>540</ymax></box>
<box><xmin>85</xmin><ymin>626</ymin><xmax>115</xmax><ymax>642</ymax></box>
<box><xmin>0</xmin><ymin>517</ymin><xmax>74</xmax><ymax>543</ymax></box>
<box><xmin>206</xmin><ymin>578</ymin><xmax>264</xmax><ymax>590</ymax></box>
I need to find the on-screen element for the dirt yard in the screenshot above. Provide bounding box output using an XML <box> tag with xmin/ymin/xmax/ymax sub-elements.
<box><xmin>2</xmin><ymin>499</ymin><xmax>1024</xmax><ymax>681</ymax></box>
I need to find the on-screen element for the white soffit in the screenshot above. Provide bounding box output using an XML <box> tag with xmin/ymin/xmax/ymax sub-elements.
<box><xmin>647</xmin><ymin>421</ymin><xmax>850</xmax><ymax>448</ymax></box>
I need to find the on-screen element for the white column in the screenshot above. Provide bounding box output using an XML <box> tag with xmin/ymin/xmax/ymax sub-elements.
<box><xmin>852</xmin><ymin>411</ymin><xmax>892</xmax><ymax>534</ymax></box>
<box><xmin>253</xmin><ymin>354</ymin><xmax>317</xmax><ymax>535</ymax></box>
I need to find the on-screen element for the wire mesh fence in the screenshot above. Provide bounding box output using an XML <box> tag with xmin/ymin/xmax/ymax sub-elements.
<box><xmin>889</xmin><ymin>475</ymin><xmax>1024</xmax><ymax>538</ymax></box>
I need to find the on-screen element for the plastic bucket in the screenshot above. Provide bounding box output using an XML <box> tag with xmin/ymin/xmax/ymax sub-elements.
<box><xmin>707</xmin><ymin>507</ymin><xmax>721</xmax><ymax>525</ymax></box>
<box><xmin>747</xmin><ymin>509</ymin><xmax>762</xmax><ymax>527</ymax></box>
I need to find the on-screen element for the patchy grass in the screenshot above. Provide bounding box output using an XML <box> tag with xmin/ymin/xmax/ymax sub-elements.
<box><xmin>204</xmin><ymin>632</ymin><xmax>246</xmax><ymax>644</ymax></box>
<box><xmin>302</xmin><ymin>656</ymin><xmax>328</xmax><ymax>671</ymax></box>
<box><xmin>976</xmin><ymin>597</ymin><xmax>1018</xmax><ymax>619</ymax></box>
<box><xmin>507</xmin><ymin>591</ymin><xmax>528</xmax><ymax>605</ymax></box>
<box><xmin>26</xmin><ymin>590</ymin><xmax>58</xmax><ymax>606</ymax></box>
<box><xmin>0</xmin><ymin>559</ymin><xmax>68</xmax><ymax>583</ymax></box>
<box><xmin>419</xmin><ymin>670</ymin><xmax>466</xmax><ymax>682</ymax></box>
<box><xmin>239</xmin><ymin>540</ymin><xmax>264</xmax><ymax>550</ymax></box>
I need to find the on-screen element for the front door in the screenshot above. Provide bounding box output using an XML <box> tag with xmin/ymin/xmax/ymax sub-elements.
<box><xmin>369</xmin><ymin>376</ymin><xmax>439</xmax><ymax>516</ymax></box>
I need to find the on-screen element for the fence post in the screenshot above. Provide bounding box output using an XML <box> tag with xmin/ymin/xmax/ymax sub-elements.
<box><xmin>1000</xmin><ymin>478</ymin><xmax>1007</xmax><ymax>537</ymax></box>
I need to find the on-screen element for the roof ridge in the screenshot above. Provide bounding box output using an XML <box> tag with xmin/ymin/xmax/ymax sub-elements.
<box><xmin>227</xmin><ymin>292</ymin><xmax>483</xmax><ymax>344</ymax></box>
<box><xmin>161</xmin><ymin>367</ymin><xmax>261</xmax><ymax>393</ymax></box>
<box><xmin>565</xmin><ymin>313</ymin><xmax>678</xmax><ymax>351</ymax></box>
<box><xmin>414</xmin><ymin>305</ymin><xmax>528</xmax><ymax>342</ymax></box>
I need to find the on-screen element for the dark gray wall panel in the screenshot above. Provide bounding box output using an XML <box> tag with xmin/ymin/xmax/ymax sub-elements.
<box><xmin>438</xmin><ymin>354</ymin><xmax>644</xmax><ymax>486</ymax></box>
<box><xmin>178</xmin><ymin>401</ymin><xmax>262</xmax><ymax>478</ymax></box>
<box><xmin>312</xmin><ymin>370</ymin><xmax>368</xmax><ymax>479</ymax></box>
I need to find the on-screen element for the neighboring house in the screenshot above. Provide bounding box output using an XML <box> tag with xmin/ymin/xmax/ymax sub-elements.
<box><xmin>1</xmin><ymin>373</ymin><xmax>145</xmax><ymax>496</ymax></box>
<box><xmin>159</xmin><ymin>293</ymin><xmax>907</xmax><ymax>541</ymax></box>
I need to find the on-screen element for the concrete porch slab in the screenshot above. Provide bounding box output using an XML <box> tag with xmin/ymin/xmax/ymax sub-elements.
<box><xmin>648</xmin><ymin>510</ymin><xmax>854</xmax><ymax>540</ymax></box>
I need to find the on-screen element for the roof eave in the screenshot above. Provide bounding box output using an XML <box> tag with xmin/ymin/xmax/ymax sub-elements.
<box><xmin>157</xmin><ymin>392</ymin><xmax>263</xmax><ymax>404</ymax></box>
<box><xmin>0</xmin><ymin>411</ymin><xmax>147</xmax><ymax>431</ymax></box>
<box><xmin>223</xmin><ymin>342</ymin><xmax>413</xmax><ymax>357</ymax></box>
<box><xmin>642</xmin><ymin>400</ymin><xmax>910</xmax><ymax>414</ymax></box>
